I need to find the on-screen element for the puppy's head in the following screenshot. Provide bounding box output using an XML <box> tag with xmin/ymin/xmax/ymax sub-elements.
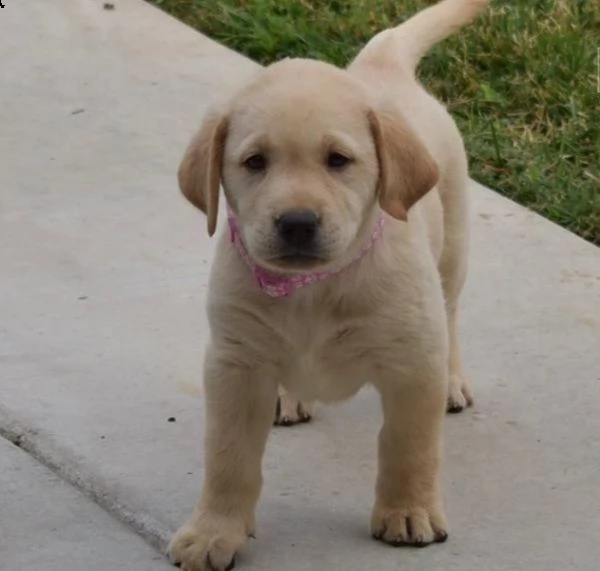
<box><xmin>179</xmin><ymin>59</ymin><xmax>438</xmax><ymax>272</ymax></box>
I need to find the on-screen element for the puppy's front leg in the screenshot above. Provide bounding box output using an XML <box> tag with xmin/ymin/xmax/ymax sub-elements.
<box><xmin>371</xmin><ymin>359</ymin><xmax>448</xmax><ymax>547</ymax></box>
<box><xmin>169</xmin><ymin>353</ymin><xmax>277</xmax><ymax>571</ymax></box>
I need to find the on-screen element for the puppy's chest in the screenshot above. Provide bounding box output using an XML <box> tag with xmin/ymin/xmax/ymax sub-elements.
<box><xmin>274</xmin><ymin>310</ymin><xmax>379</xmax><ymax>402</ymax></box>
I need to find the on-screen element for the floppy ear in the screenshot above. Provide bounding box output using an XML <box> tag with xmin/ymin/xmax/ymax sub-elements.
<box><xmin>368</xmin><ymin>109</ymin><xmax>439</xmax><ymax>220</ymax></box>
<box><xmin>177</xmin><ymin>111</ymin><xmax>229</xmax><ymax>236</ymax></box>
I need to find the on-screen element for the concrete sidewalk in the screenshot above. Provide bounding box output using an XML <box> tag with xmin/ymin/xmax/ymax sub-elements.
<box><xmin>0</xmin><ymin>438</ymin><xmax>171</xmax><ymax>571</ymax></box>
<box><xmin>1</xmin><ymin>1</ymin><xmax>599</xmax><ymax>570</ymax></box>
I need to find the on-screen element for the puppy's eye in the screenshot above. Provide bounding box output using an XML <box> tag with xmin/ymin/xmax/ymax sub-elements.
<box><xmin>327</xmin><ymin>152</ymin><xmax>351</xmax><ymax>169</ymax></box>
<box><xmin>244</xmin><ymin>154</ymin><xmax>267</xmax><ymax>171</ymax></box>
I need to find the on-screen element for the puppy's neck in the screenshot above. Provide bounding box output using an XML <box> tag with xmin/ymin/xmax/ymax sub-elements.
<box><xmin>227</xmin><ymin>208</ymin><xmax>386</xmax><ymax>298</ymax></box>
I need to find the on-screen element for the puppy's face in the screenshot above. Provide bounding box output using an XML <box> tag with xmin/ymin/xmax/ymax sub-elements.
<box><xmin>178</xmin><ymin>59</ymin><xmax>439</xmax><ymax>272</ymax></box>
<box><xmin>223</xmin><ymin>62</ymin><xmax>380</xmax><ymax>271</ymax></box>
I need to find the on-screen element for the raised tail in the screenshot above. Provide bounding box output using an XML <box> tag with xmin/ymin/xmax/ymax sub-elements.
<box><xmin>351</xmin><ymin>0</ymin><xmax>491</xmax><ymax>74</ymax></box>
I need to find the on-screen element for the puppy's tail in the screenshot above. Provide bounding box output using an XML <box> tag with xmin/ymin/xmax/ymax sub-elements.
<box><xmin>351</xmin><ymin>0</ymin><xmax>490</xmax><ymax>74</ymax></box>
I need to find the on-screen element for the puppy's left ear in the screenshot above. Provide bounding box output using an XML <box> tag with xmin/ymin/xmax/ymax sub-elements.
<box><xmin>368</xmin><ymin>109</ymin><xmax>439</xmax><ymax>220</ymax></box>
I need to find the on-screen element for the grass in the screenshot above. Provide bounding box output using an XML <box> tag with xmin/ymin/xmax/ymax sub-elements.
<box><xmin>149</xmin><ymin>0</ymin><xmax>600</xmax><ymax>245</ymax></box>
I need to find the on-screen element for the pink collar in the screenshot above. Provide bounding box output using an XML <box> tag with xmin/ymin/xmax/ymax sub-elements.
<box><xmin>227</xmin><ymin>209</ymin><xmax>385</xmax><ymax>298</ymax></box>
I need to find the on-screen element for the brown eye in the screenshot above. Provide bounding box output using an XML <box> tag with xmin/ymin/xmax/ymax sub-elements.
<box><xmin>327</xmin><ymin>152</ymin><xmax>351</xmax><ymax>169</ymax></box>
<box><xmin>244</xmin><ymin>154</ymin><xmax>267</xmax><ymax>171</ymax></box>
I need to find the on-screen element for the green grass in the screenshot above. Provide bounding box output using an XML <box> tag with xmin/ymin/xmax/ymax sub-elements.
<box><xmin>149</xmin><ymin>0</ymin><xmax>600</xmax><ymax>245</ymax></box>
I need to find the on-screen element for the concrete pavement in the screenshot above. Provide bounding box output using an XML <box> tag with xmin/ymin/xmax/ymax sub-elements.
<box><xmin>0</xmin><ymin>438</ymin><xmax>172</xmax><ymax>571</ymax></box>
<box><xmin>1</xmin><ymin>1</ymin><xmax>599</xmax><ymax>570</ymax></box>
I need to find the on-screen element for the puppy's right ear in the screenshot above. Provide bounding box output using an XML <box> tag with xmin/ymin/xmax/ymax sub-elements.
<box><xmin>178</xmin><ymin>111</ymin><xmax>229</xmax><ymax>237</ymax></box>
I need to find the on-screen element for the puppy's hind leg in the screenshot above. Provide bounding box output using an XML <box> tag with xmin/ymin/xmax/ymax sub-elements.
<box><xmin>274</xmin><ymin>386</ymin><xmax>315</xmax><ymax>427</ymax></box>
<box><xmin>446</xmin><ymin>304</ymin><xmax>473</xmax><ymax>413</ymax></box>
<box><xmin>437</xmin><ymin>174</ymin><xmax>474</xmax><ymax>413</ymax></box>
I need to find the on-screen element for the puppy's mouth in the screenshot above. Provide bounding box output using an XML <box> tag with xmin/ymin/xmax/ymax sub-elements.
<box><xmin>268</xmin><ymin>251</ymin><xmax>328</xmax><ymax>271</ymax></box>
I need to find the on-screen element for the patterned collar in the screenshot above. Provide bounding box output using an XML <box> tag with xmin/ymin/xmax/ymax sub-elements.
<box><xmin>227</xmin><ymin>208</ymin><xmax>385</xmax><ymax>298</ymax></box>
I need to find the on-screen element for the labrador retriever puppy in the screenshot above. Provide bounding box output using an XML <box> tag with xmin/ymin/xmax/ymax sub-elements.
<box><xmin>169</xmin><ymin>0</ymin><xmax>489</xmax><ymax>569</ymax></box>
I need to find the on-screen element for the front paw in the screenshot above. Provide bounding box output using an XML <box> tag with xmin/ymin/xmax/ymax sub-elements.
<box><xmin>371</xmin><ymin>502</ymin><xmax>448</xmax><ymax>547</ymax></box>
<box><xmin>168</xmin><ymin>516</ymin><xmax>249</xmax><ymax>571</ymax></box>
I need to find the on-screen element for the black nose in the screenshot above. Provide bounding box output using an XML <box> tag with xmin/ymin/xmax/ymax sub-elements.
<box><xmin>275</xmin><ymin>210</ymin><xmax>320</xmax><ymax>250</ymax></box>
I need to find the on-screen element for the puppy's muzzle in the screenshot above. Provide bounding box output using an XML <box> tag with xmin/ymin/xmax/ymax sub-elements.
<box><xmin>274</xmin><ymin>209</ymin><xmax>321</xmax><ymax>260</ymax></box>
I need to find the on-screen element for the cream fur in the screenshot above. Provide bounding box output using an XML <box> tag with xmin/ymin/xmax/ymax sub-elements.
<box><xmin>169</xmin><ymin>1</ymin><xmax>489</xmax><ymax>569</ymax></box>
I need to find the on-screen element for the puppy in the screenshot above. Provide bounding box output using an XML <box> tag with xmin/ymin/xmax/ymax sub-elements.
<box><xmin>169</xmin><ymin>1</ymin><xmax>488</xmax><ymax>569</ymax></box>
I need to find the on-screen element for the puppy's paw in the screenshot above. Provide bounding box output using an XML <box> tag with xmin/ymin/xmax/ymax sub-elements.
<box><xmin>447</xmin><ymin>374</ymin><xmax>474</xmax><ymax>414</ymax></box>
<box><xmin>274</xmin><ymin>391</ymin><xmax>314</xmax><ymax>426</ymax></box>
<box><xmin>168</xmin><ymin>516</ymin><xmax>248</xmax><ymax>571</ymax></box>
<box><xmin>371</xmin><ymin>503</ymin><xmax>448</xmax><ymax>548</ymax></box>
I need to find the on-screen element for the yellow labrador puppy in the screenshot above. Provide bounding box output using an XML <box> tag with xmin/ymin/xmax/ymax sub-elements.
<box><xmin>170</xmin><ymin>0</ymin><xmax>489</xmax><ymax>568</ymax></box>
